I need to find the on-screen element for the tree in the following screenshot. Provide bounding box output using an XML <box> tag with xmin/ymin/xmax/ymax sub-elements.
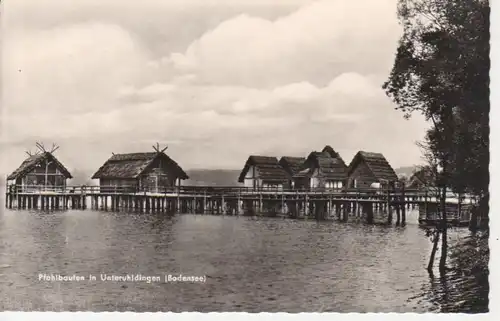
<box><xmin>416</xmin><ymin>135</ymin><xmax>442</xmax><ymax>273</ymax></box>
<box><xmin>383</xmin><ymin>0</ymin><xmax>489</xmax><ymax>273</ymax></box>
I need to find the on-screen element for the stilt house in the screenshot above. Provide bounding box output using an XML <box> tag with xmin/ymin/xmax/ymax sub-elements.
<box><xmin>6</xmin><ymin>143</ymin><xmax>72</xmax><ymax>193</ymax></box>
<box><xmin>278</xmin><ymin>156</ymin><xmax>306</xmax><ymax>189</ymax></box>
<box><xmin>346</xmin><ymin>151</ymin><xmax>398</xmax><ymax>189</ymax></box>
<box><xmin>293</xmin><ymin>149</ymin><xmax>348</xmax><ymax>190</ymax></box>
<box><xmin>238</xmin><ymin>156</ymin><xmax>290</xmax><ymax>190</ymax></box>
<box><xmin>408</xmin><ymin>166</ymin><xmax>435</xmax><ymax>189</ymax></box>
<box><xmin>91</xmin><ymin>144</ymin><xmax>189</xmax><ymax>193</ymax></box>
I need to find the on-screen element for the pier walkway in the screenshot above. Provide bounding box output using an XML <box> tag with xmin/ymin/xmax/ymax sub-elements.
<box><xmin>5</xmin><ymin>185</ymin><xmax>477</xmax><ymax>226</ymax></box>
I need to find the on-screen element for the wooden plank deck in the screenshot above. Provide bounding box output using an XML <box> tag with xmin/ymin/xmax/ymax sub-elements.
<box><xmin>4</xmin><ymin>184</ymin><xmax>476</xmax><ymax>201</ymax></box>
<box><xmin>4</xmin><ymin>184</ymin><xmax>477</xmax><ymax>227</ymax></box>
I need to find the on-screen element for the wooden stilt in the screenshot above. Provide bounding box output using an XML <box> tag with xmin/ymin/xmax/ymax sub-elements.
<box><xmin>401</xmin><ymin>184</ymin><xmax>406</xmax><ymax>225</ymax></box>
<box><xmin>386</xmin><ymin>186</ymin><xmax>392</xmax><ymax>225</ymax></box>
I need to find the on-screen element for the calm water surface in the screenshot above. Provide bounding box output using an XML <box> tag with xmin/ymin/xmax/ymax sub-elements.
<box><xmin>0</xmin><ymin>207</ymin><xmax>475</xmax><ymax>312</ymax></box>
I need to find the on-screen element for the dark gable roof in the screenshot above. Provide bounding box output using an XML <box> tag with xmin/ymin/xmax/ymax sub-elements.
<box><xmin>91</xmin><ymin>152</ymin><xmax>188</xmax><ymax>180</ymax></box>
<box><xmin>317</xmin><ymin>156</ymin><xmax>348</xmax><ymax>180</ymax></box>
<box><xmin>409</xmin><ymin>166</ymin><xmax>435</xmax><ymax>187</ymax></box>
<box><xmin>279</xmin><ymin>156</ymin><xmax>306</xmax><ymax>176</ymax></box>
<box><xmin>298</xmin><ymin>151</ymin><xmax>348</xmax><ymax>180</ymax></box>
<box><xmin>348</xmin><ymin>151</ymin><xmax>398</xmax><ymax>182</ymax></box>
<box><xmin>7</xmin><ymin>152</ymin><xmax>72</xmax><ymax>180</ymax></box>
<box><xmin>238</xmin><ymin>155</ymin><xmax>290</xmax><ymax>183</ymax></box>
<box><xmin>321</xmin><ymin>145</ymin><xmax>346</xmax><ymax>167</ymax></box>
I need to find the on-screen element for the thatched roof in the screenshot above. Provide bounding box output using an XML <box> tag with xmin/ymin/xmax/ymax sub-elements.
<box><xmin>279</xmin><ymin>156</ymin><xmax>306</xmax><ymax>176</ymax></box>
<box><xmin>409</xmin><ymin>166</ymin><xmax>435</xmax><ymax>187</ymax></box>
<box><xmin>7</xmin><ymin>152</ymin><xmax>72</xmax><ymax>180</ymax></box>
<box><xmin>347</xmin><ymin>151</ymin><xmax>398</xmax><ymax>182</ymax></box>
<box><xmin>295</xmin><ymin>151</ymin><xmax>348</xmax><ymax>180</ymax></box>
<box><xmin>321</xmin><ymin>145</ymin><xmax>346</xmax><ymax>166</ymax></box>
<box><xmin>91</xmin><ymin>152</ymin><xmax>188</xmax><ymax>180</ymax></box>
<box><xmin>238</xmin><ymin>155</ymin><xmax>290</xmax><ymax>183</ymax></box>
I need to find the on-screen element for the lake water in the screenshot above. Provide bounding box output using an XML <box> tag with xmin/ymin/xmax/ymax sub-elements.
<box><xmin>0</xmin><ymin>207</ymin><xmax>483</xmax><ymax>312</ymax></box>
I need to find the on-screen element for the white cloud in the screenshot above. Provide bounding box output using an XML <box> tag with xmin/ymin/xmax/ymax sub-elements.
<box><xmin>3</xmin><ymin>0</ymin><xmax>304</xmax><ymax>56</ymax></box>
<box><xmin>105</xmin><ymin>71</ymin><xmax>427</xmax><ymax>168</ymax></box>
<box><xmin>0</xmin><ymin>0</ymin><xmax>428</xmax><ymax>176</ymax></box>
<box><xmin>168</xmin><ymin>0</ymin><xmax>400</xmax><ymax>87</ymax></box>
<box><xmin>2</xmin><ymin>23</ymin><xmax>148</xmax><ymax>115</ymax></box>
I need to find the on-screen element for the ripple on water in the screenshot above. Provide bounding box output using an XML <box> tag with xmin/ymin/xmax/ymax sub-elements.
<box><xmin>0</xmin><ymin>209</ymin><xmax>488</xmax><ymax>312</ymax></box>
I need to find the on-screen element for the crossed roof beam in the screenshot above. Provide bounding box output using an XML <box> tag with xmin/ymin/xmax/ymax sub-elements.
<box><xmin>26</xmin><ymin>142</ymin><xmax>59</xmax><ymax>157</ymax></box>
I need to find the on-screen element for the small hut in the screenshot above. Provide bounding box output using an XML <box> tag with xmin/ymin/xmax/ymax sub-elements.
<box><xmin>346</xmin><ymin>151</ymin><xmax>398</xmax><ymax>189</ymax></box>
<box><xmin>408</xmin><ymin>166</ymin><xmax>435</xmax><ymax>189</ymax></box>
<box><xmin>6</xmin><ymin>143</ymin><xmax>72</xmax><ymax>193</ymax></box>
<box><xmin>91</xmin><ymin>144</ymin><xmax>189</xmax><ymax>193</ymax></box>
<box><xmin>278</xmin><ymin>156</ymin><xmax>306</xmax><ymax>189</ymax></box>
<box><xmin>294</xmin><ymin>151</ymin><xmax>347</xmax><ymax>190</ymax></box>
<box><xmin>238</xmin><ymin>156</ymin><xmax>290</xmax><ymax>190</ymax></box>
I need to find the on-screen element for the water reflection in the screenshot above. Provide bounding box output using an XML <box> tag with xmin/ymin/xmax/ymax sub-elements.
<box><xmin>0</xmin><ymin>208</ymin><xmax>489</xmax><ymax>312</ymax></box>
<box><xmin>412</xmin><ymin>231</ymin><xmax>489</xmax><ymax>313</ymax></box>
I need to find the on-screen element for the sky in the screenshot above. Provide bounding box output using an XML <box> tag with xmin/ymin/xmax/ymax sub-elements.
<box><xmin>0</xmin><ymin>0</ymin><xmax>429</xmax><ymax>176</ymax></box>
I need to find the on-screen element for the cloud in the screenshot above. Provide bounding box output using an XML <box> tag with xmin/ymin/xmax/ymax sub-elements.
<box><xmin>1</xmin><ymin>0</ymin><xmax>428</xmax><ymax>176</ymax></box>
<box><xmin>108</xmin><ymin>71</ymin><xmax>428</xmax><ymax>168</ymax></box>
<box><xmin>2</xmin><ymin>22</ymin><xmax>148</xmax><ymax>115</ymax></box>
<box><xmin>168</xmin><ymin>0</ymin><xmax>400</xmax><ymax>87</ymax></box>
<box><xmin>4</xmin><ymin>0</ymin><xmax>305</xmax><ymax>55</ymax></box>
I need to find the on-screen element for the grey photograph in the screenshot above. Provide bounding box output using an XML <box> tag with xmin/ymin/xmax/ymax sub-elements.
<box><xmin>0</xmin><ymin>0</ymin><xmax>490</xmax><ymax>314</ymax></box>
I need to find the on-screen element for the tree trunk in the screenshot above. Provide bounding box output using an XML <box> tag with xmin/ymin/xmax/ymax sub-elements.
<box><xmin>479</xmin><ymin>194</ymin><xmax>489</xmax><ymax>230</ymax></box>
<box><xmin>469</xmin><ymin>206</ymin><xmax>478</xmax><ymax>232</ymax></box>
<box><xmin>439</xmin><ymin>184</ymin><xmax>448</xmax><ymax>274</ymax></box>
<box><xmin>427</xmin><ymin>229</ymin><xmax>440</xmax><ymax>274</ymax></box>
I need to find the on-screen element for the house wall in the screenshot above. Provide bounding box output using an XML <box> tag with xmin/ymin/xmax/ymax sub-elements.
<box><xmin>308</xmin><ymin>169</ymin><xmax>344</xmax><ymax>189</ymax></box>
<box><xmin>100</xmin><ymin>178</ymin><xmax>137</xmax><ymax>186</ymax></box>
<box><xmin>141</xmin><ymin>167</ymin><xmax>174</xmax><ymax>192</ymax></box>
<box><xmin>294</xmin><ymin>177</ymin><xmax>309</xmax><ymax>190</ymax></box>
<box><xmin>100</xmin><ymin>178</ymin><xmax>137</xmax><ymax>193</ymax></box>
<box><xmin>347</xmin><ymin>160</ymin><xmax>377</xmax><ymax>189</ymax></box>
<box><xmin>310</xmin><ymin>169</ymin><xmax>320</xmax><ymax>188</ymax></box>
<box><xmin>243</xmin><ymin>166</ymin><xmax>286</xmax><ymax>190</ymax></box>
<box><xmin>21</xmin><ymin>161</ymin><xmax>68</xmax><ymax>191</ymax></box>
<box><xmin>261</xmin><ymin>181</ymin><xmax>284</xmax><ymax>190</ymax></box>
<box><xmin>140</xmin><ymin>156</ymin><xmax>179</xmax><ymax>192</ymax></box>
<box><xmin>281</xmin><ymin>163</ymin><xmax>298</xmax><ymax>185</ymax></box>
<box><xmin>244</xmin><ymin>166</ymin><xmax>257</xmax><ymax>189</ymax></box>
<box><xmin>324</xmin><ymin>180</ymin><xmax>343</xmax><ymax>189</ymax></box>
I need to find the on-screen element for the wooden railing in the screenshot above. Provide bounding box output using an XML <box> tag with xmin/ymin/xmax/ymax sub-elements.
<box><xmin>418</xmin><ymin>203</ymin><xmax>474</xmax><ymax>221</ymax></box>
<box><xmin>4</xmin><ymin>183</ymin><xmax>476</xmax><ymax>201</ymax></box>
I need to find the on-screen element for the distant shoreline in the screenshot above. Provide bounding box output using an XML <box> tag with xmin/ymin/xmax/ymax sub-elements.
<box><xmin>0</xmin><ymin>166</ymin><xmax>417</xmax><ymax>188</ymax></box>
